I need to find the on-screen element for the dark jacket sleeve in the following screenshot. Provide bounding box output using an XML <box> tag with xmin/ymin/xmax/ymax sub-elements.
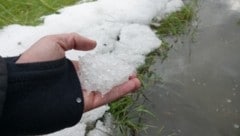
<box><xmin>0</xmin><ymin>56</ymin><xmax>7</xmax><ymax>120</ymax></box>
<box><xmin>0</xmin><ymin>57</ymin><xmax>84</xmax><ymax>135</ymax></box>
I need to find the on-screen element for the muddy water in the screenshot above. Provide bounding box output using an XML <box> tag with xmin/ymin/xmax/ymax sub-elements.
<box><xmin>144</xmin><ymin>0</ymin><xmax>240</xmax><ymax>136</ymax></box>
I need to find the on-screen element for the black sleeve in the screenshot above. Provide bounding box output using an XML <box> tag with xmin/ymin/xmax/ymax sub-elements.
<box><xmin>0</xmin><ymin>57</ymin><xmax>84</xmax><ymax>135</ymax></box>
<box><xmin>0</xmin><ymin>57</ymin><xmax>7</xmax><ymax>120</ymax></box>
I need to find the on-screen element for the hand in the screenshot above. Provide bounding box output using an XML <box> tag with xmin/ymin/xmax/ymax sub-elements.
<box><xmin>17</xmin><ymin>33</ymin><xmax>141</xmax><ymax>112</ymax></box>
<box><xmin>16</xmin><ymin>33</ymin><xmax>96</xmax><ymax>63</ymax></box>
<box><xmin>73</xmin><ymin>61</ymin><xmax>141</xmax><ymax>112</ymax></box>
<box><xmin>83</xmin><ymin>76</ymin><xmax>140</xmax><ymax>112</ymax></box>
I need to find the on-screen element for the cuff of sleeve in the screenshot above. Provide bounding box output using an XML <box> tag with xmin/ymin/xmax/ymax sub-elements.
<box><xmin>0</xmin><ymin>57</ymin><xmax>84</xmax><ymax>135</ymax></box>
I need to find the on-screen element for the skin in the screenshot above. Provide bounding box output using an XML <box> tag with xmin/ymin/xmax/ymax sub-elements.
<box><xmin>16</xmin><ymin>33</ymin><xmax>141</xmax><ymax>112</ymax></box>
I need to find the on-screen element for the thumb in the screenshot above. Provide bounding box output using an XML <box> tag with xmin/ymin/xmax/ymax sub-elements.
<box><xmin>54</xmin><ymin>33</ymin><xmax>97</xmax><ymax>51</ymax></box>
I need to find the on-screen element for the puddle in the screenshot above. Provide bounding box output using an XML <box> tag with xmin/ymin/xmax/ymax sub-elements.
<box><xmin>143</xmin><ymin>0</ymin><xmax>240</xmax><ymax>136</ymax></box>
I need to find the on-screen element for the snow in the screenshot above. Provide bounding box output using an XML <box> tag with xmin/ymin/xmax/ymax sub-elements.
<box><xmin>79</xmin><ymin>24</ymin><xmax>161</xmax><ymax>93</ymax></box>
<box><xmin>87</xmin><ymin>120</ymin><xmax>112</xmax><ymax>136</ymax></box>
<box><xmin>87</xmin><ymin>113</ymin><xmax>113</xmax><ymax>136</ymax></box>
<box><xmin>227</xmin><ymin>0</ymin><xmax>240</xmax><ymax>11</ymax></box>
<box><xmin>79</xmin><ymin>53</ymin><xmax>135</xmax><ymax>94</ymax></box>
<box><xmin>0</xmin><ymin>0</ymin><xmax>183</xmax><ymax>135</ymax></box>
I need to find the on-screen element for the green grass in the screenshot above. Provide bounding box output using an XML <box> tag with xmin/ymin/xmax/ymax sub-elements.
<box><xmin>109</xmin><ymin>95</ymin><xmax>149</xmax><ymax>136</ymax></box>
<box><xmin>110</xmin><ymin>1</ymin><xmax>197</xmax><ymax>135</ymax></box>
<box><xmin>152</xmin><ymin>3</ymin><xmax>196</xmax><ymax>37</ymax></box>
<box><xmin>110</xmin><ymin>2</ymin><xmax>197</xmax><ymax>135</ymax></box>
<box><xmin>0</xmin><ymin>0</ymin><xmax>79</xmax><ymax>28</ymax></box>
<box><xmin>108</xmin><ymin>41</ymin><xmax>172</xmax><ymax>136</ymax></box>
<box><xmin>109</xmin><ymin>2</ymin><xmax>197</xmax><ymax>135</ymax></box>
<box><xmin>108</xmin><ymin>42</ymin><xmax>172</xmax><ymax>136</ymax></box>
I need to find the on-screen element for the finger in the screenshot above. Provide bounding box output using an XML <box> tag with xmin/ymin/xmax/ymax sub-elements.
<box><xmin>52</xmin><ymin>33</ymin><xmax>97</xmax><ymax>51</ymax></box>
<box><xmin>83</xmin><ymin>78</ymin><xmax>141</xmax><ymax>112</ymax></box>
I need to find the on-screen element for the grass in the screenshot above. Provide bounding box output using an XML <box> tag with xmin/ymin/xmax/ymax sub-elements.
<box><xmin>108</xmin><ymin>42</ymin><xmax>172</xmax><ymax>136</ymax></box>
<box><xmin>109</xmin><ymin>2</ymin><xmax>197</xmax><ymax>135</ymax></box>
<box><xmin>0</xmin><ymin>0</ymin><xmax>79</xmax><ymax>28</ymax></box>
<box><xmin>106</xmin><ymin>1</ymin><xmax>198</xmax><ymax>135</ymax></box>
<box><xmin>109</xmin><ymin>39</ymin><xmax>170</xmax><ymax>136</ymax></box>
<box><xmin>108</xmin><ymin>42</ymin><xmax>173</xmax><ymax>136</ymax></box>
<box><xmin>109</xmin><ymin>95</ymin><xmax>152</xmax><ymax>136</ymax></box>
<box><xmin>136</xmin><ymin>1</ymin><xmax>197</xmax><ymax>135</ymax></box>
<box><xmin>152</xmin><ymin>2</ymin><xmax>196</xmax><ymax>37</ymax></box>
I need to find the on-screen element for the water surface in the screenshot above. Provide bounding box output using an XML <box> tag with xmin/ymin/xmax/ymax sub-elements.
<box><xmin>144</xmin><ymin>0</ymin><xmax>240</xmax><ymax>135</ymax></box>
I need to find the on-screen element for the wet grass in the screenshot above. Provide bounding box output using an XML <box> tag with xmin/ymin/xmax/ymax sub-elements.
<box><xmin>0</xmin><ymin>0</ymin><xmax>79</xmax><ymax>28</ymax></box>
<box><xmin>119</xmin><ymin>1</ymin><xmax>197</xmax><ymax>135</ymax></box>
<box><xmin>109</xmin><ymin>40</ymin><xmax>175</xmax><ymax>136</ymax></box>
<box><xmin>109</xmin><ymin>42</ymin><xmax>173</xmax><ymax>136</ymax></box>
<box><xmin>139</xmin><ymin>1</ymin><xmax>197</xmax><ymax>135</ymax></box>
<box><xmin>109</xmin><ymin>94</ymin><xmax>154</xmax><ymax>136</ymax></box>
<box><xmin>110</xmin><ymin>1</ymin><xmax>197</xmax><ymax>134</ymax></box>
<box><xmin>110</xmin><ymin>46</ymin><xmax>165</xmax><ymax>135</ymax></box>
<box><xmin>152</xmin><ymin>2</ymin><xmax>196</xmax><ymax>37</ymax></box>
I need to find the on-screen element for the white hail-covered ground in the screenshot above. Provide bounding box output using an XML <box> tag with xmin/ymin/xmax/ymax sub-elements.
<box><xmin>0</xmin><ymin>0</ymin><xmax>183</xmax><ymax>135</ymax></box>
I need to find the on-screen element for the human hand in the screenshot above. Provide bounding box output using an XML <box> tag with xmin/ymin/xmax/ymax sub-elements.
<box><xmin>16</xmin><ymin>33</ymin><xmax>96</xmax><ymax>63</ymax></box>
<box><xmin>16</xmin><ymin>33</ymin><xmax>141</xmax><ymax>112</ymax></box>
<box><xmin>73</xmin><ymin>61</ymin><xmax>141</xmax><ymax>112</ymax></box>
<box><xmin>83</xmin><ymin>76</ymin><xmax>141</xmax><ymax>112</ymax></box>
